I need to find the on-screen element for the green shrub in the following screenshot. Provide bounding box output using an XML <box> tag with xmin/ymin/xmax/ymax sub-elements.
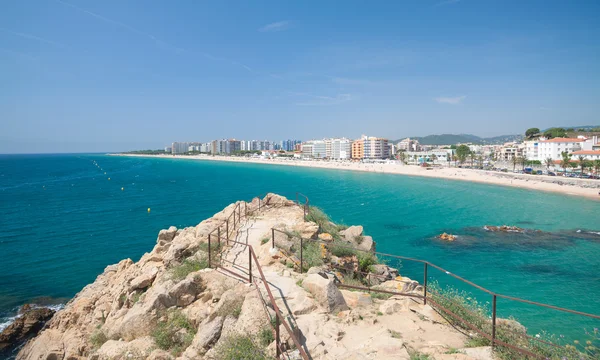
<box><xmin>216</xmin><ymin>335</ymin><xmax>270</xmax><ymax>360</ymax></box>
<box><xmin>259</xmin><ymin>327</ymin><xmax>275</xmax><ymax>347</ymax></box>
<box><xmin>170</xmin><ymin>258</ymin><xmax>208</xmax><ymax>280</ymax></box>
<box><xmin>356</xmin><ymin>252</ymin><xmax>378</xmax><ymax>273</ymax></box>
<box><xmin>151</xmin><ymin>309</ymin><xmax>195</xmax><ymax>355</ymax></box>
<box><xmin>329</xmin><ymin>240</ymin><xmax>357</xmax><ymax>258</ymax></box>
<box><xmin>354</xmin><ymin>235</ymin><xmax>364</xmax><ymax>244</ymax></box>
<box><xmin>260</xmin><ymin>236</ymin><xmax>270</xmax><ymax>245</ymax></box>
<box><xmin>370</xmin><ymin>292</ymin><xmax>392</xmax><ymax>300</ymax></box>
<box><xmin>306</xmin><ymin>206</ymin><xmax>340</xmax><ymax>238</ymax></box>
<box><xmin>90</xmin><ymin>329</ymin><xmax>108</xmax><ymax>349</ymax></box>
<box><xmin>300</xmin><ymin>241</ymin><xmax>324</xmax><ymax>271</ymax></box>
<box><xmin>464</xmin><ymin>336</ymin><xmax>490</xmax><ymax>348</ymax></box>
<box><xmin>216</xmin><ymin>296</ymin><xmax>244</xmax><ymax>319</ymax></box>
<box><xmin>445</xmin><ymin>347</ymin><xmax>463</xmax><ymax>354</ymax></box>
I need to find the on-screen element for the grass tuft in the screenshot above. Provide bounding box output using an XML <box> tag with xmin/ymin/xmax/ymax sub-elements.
<box><xmin>151</xmin><ymin>309</ymin><xmax>196</xmax><ymax>355</ymax></box>
<box><xmin>170</xmin><ymin>258</ymin><xmax>208</xmax><ymax>281</ymax></box>
<box><xmin>90</xmin><ymin>328</ymin><xmax>108</xmax><ymax>349</ymax></box>
<box><xmin>216</xmin><ymin>335</ymin><xmax>270</xmax><ymax>360</ymax></box>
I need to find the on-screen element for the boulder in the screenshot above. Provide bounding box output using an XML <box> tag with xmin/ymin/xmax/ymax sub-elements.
<box><xmin>263</xmin><ymin>193</ymin><xmax>295</xmax><ymax>207</ymax></box>
<box><xmin>95</xmin><ymin>336</ymin><xmax>154</xmax><ymax>359</ymax></box>
<box><xmin>497</xmin><ymin>318</ymin><xmax>527</xmax><ymax>334</ymax></box>
<box><xmin>438</xmin><ymin>233</ymin><xmax>457</xmax><ymax>242</ymax></box>
<box><xmin>368</xmin><ymin>264</ymin><xmax>400</xmax><ymax>285</ymax></box>
<box><xmin>292</xmin><ymin>222</ymin><xmax>319</xmax><ymax>239</ymax></box>
<box><xmin>302</xmin><ymin>273</ymin><xmax>349</xmax><ymax>313</ymax></box>
<box><xmin>186</xmin><ymin>316</ymin><xmax>224</xmax><ymax>356</ymax></box>
<box><xmin>128</xmin><ymin>266</ymin><xmax>158</xmax><ymax>292</ymax></box>
<box><xmin>147</xmin><ymin>349</ymin><xmax>175</xmax><ymax>360</ymax></box>
<box><xmin>340</xmin><ymin>225</ymin><xmax>363</xmax><ymax>242</ymax></box>
<box><xmin>318</xmin><ymin>233</ymin><xmax>333</xmax><ymax>242</ymax></box>
<box><xmin>0</xmin><ymin>306</ymin><xmax>55</xmax><ymax>351</ymax></box>
<box><xmin>340</xmin><ymin>290</ymin><xmax>373</xmax><ymax>308</ymax></box>
<box><xmin>356</xmin><ymin>235</ymin><xmax>375</xmax><ymax>252</ymax></box>
<box><xmin>157</xmin><ymin>226</ymin><xmax>177</xmax><ymax>242</ymax></box>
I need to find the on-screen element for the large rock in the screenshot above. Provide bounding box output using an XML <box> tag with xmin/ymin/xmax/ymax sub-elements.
<box><xmin>292</xmin><ymin>222</ymin><xmax>319</xmax><ymax>239</ymax></box>
<box><xmin>340</xmin><ymin>225</ymin><xmax>363</xmax><ymax>242</ymax></box>
<box><xmin>0</xmin><ymin>306</ymin><xmax>55</xmax><ymax>351</ymax></box>
<box><xmin>263</xmin><ymin>193</ymin><xmax>295</xmax><ymax>207</ymax></box>
<box><xmin>303</xmin><ymin>273</ymin><xmax>348</xmax><ymax>312</ymax></box>
<box><xmin>157</xmin><ymin>226</ymin><xmax>178</xmax><ymax>242</ymax></box>
<box><xmin>95</xmin><ymin>336</ymin><xmax>154</xmax><ymax>359</ymax></box>
<box><xmin>356</xmin><ymin>235</ymin><xmax>375</xmax><ymax>252</ymax></box>
<box><xmin>184</xmin><ymin>316</ymin><xmax>224</xmax><ymax>357</ymax></box>
<box><xmin>368</xmin><ymin>264</ymin><xmax>399</xmax><ymax>285</ymax></box>
<box><xmin>128</xmin><ymin>266</ymin><xmax>159</xmax><ymax>292</ymax></box>
<box><xmin>340</xmin><ymin>290</ymin><xmax>373</xmax><ymax>308</ymax></box>
<box><xmin>379</xmin><ymin>297</ymin><xmax>411</xmax><ymax>314</ymax></box>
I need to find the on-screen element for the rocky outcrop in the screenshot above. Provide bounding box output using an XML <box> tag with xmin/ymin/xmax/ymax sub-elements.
<box><xmin>437</xmin><ymin>233</ymin><xmax>457</xmax><ymax>241</ymax></box>
<box><xmin>0</xmin><ymin>305</ymin><xmax>55</xmax><ymax>351</ymax></box>
<box><xmin>17</xmin><ymin>194</ymin><xmax>497</xmax><ymax>360</ymax></box>
<box><xmin>303</xmin><ymin>273</ymin><xmax>348</xmax><ymax>312</ymax></box>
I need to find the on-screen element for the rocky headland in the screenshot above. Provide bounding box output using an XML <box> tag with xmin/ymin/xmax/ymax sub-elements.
<box><xmin>13</xmin><ymin>194</ymin><xmax>497</xmax><ymax>360</ymax></box>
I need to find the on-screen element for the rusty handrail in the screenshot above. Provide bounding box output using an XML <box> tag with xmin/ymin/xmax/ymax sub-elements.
<box><xmin>205</xmin><ymin>196</ymin><xmax>309</xmax><ymax>360</ymax></box>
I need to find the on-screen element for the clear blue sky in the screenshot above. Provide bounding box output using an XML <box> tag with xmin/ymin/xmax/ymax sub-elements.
<box><xmin>1</xmin><ymin>0</ymin><xmax>599</xmax><ymax>153</ymax></box>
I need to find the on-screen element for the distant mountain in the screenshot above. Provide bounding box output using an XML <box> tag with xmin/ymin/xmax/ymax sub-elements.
<box><xmin>390</xmin><ymin>133</ymin><xmax>522</xmax><ymax>145</ymax></box>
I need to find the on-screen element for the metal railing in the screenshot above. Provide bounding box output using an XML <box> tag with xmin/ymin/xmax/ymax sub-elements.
<box><xmin>273</xmin><ymin>224</ymin><xmax>600</xmax><ymax>359</ymax></box>
<box><xmin>205</xmin><ymin>195</ymin><xmax>310</xmax><ymax>360</ymax></box>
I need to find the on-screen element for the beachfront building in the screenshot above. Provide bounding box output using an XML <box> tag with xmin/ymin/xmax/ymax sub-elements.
<box><xmin>325</xmin><ymin>138</ymin><xmax>352</xmax><ymax>159</ymax></box>
<box><xmin>405</xmin><ymin>150</ymin><xmax>453</xmax><ymax>165</ymax></box>
<box><xmin>581</xmin><ymin>136</ymin><xmax>599</xmax><ymax>151</ymax></box>
<box><xmin>571</xmin><ymin>150</ymin><xmax>600</xmax><ymax>161</ymax></box>
<box><xmin>171</xmin><ymin>142</ymin><xmax>191</xmax><ymax>154</ymax></box>
<box><xmin>351</xmin><ymin>140</ymin><xmax>364</xmax><ymax>159</ymax></box>
<box><xmin>497</xmin><ymin>142</ymin><xmax>524</xmax><ymax>161</ymax></box>
<box><xmin>280</xmin><ymin>140</ymin><xmax>302</xmax><ymax>152</ymax></box>
<box><xmin>536</xmin><ymin>138</ymin><xmax>584</xmax><ymax>160</ymax></box>
<box><xmin>397</xmin><ymin>138</ymin><xmax>421</xmax><ymax>152</ymax></box>
<box><xmin>300</xmin><ymin>140</ymin><xmax>327</xmax><ymax>158</ymax></box>
<box><xmin>210</xmin><ymin>139</ymin><xmax>242</xmax><ymax>155</ymax></box>
<box><xmin>351</xmin><ymin>135</ymin><xmax>389</xmax><ymax>160</ymax></box>
<box><xmin>164</xmin><ymin>146</ymin><xmax>172</xmax><ymax>153</ymax></box>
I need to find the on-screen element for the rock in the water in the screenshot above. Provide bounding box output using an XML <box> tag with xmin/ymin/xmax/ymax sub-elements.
<box><xmin>303</xmin><ymin>274</ymin><xmax>349</xmax><ymax>312</ymax></box>
<box><xmin>0</xmin><ymin>306</ymin><xmax>55</xmax><ymax>351</ymax></box>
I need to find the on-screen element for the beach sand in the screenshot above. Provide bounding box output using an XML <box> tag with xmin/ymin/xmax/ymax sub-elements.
<box><xmin>111</xmin><ymin>154</ymin><xmax>600</xmax><ymax>200</ymax></box>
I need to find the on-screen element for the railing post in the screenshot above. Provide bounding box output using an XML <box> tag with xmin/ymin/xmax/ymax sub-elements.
<box><xmin>300</xmin><ymin>237</ymin><xmax>304</xmax><ymax>273</ymax></box>
<box><xmin>492</xmin><ymin>294</ymin><xmax>497</xmax><ymax>348</ymax></box>
<box><xmin>423</xmin><ymin>263</ymin><xmax>428</xmax><ymax>305</ymax></box>
<box><xmin>233</xmin><ymin>209</ymin><xmax>236</xmax><ymax>227</ymax></box>
<box><xmin>249</xmin><ymin>249</ymin><xmax>253</xmax><ymax>283</ymax></box>
<box><xmin>275</xmin><ymin>315</ymin><xmax>281</xmax><ymax>358</ymax></box>
<box><xmin>208</xmin><ymin>234</ymin><xmax>212</xmax><ymax>268</ymax></box>
<box><xmin>296</xmin><ymin>192</ymin><xmax>299</xmax><ymax>205</ymax></box>
<box><xmin>272</xmin><ymin>228</ymin><xmax>275</xmax><ymax>248</ymax></box>
<box><xmin>226</xmin><ymin>219</ymin><xmax>229</xmax><ymax>239</ymax></box>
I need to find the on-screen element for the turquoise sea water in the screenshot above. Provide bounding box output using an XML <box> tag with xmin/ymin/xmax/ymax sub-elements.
<box><xmin>1</xmin><ymin>154</ymin><xmax>599</xmax><ymax>343</ymax></box>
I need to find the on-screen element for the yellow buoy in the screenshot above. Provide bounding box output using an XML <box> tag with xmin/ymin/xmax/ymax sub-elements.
<box><xmin>108</xmin><ymin>178</ymin><xmax>111</xmax><ymax>181</ymax></box>
<box><xmin>147</xmin><ymin>208</ymin><xmax>151</xmax><ymax>213</ymax></box>
<box><xmin>121</xmin><ymin>187</ymin><xmax>124</xmax><ymax>191</ymax></box>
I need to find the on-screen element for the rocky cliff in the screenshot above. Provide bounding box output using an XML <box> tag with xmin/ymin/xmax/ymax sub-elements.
<box><xmin>16</xmin><ymin>194</ymin><xmax>492</xmax><ymax>360</ymax></box>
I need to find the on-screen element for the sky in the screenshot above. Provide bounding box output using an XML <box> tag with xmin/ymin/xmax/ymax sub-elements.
<box><xmin>1</xmin><ymin>0</ymin><xmax>599</xmax><ymax>153</ymax></box>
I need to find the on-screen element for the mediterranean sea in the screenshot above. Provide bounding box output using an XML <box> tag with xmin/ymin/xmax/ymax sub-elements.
<box><xmin>1</xmin><ymin>154</ymin><xmax>599</xmax><ymax>342</ymax></box>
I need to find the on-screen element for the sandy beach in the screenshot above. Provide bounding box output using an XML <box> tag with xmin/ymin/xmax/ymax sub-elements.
<box><xmin>111</xmin><ymin>154</ymin><xmax>600</xmax><ymax>200</ymax></box>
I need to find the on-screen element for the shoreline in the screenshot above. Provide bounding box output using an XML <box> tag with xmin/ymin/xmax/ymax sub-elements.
<box><xmin>110</xmin><ymin>154</ymin><xmax>600</xmax><ymax>200</ymax></box>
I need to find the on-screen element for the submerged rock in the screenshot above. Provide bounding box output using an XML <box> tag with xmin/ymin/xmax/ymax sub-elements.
<box><xmin>483</xmin><ymin>225</ymin><xmax>525</xmax><ymax>233</ymax></box>
<box><xmin>437</xmin><ymin>233</ymin><xmax>457</xmax><ymax>241</ymax></box>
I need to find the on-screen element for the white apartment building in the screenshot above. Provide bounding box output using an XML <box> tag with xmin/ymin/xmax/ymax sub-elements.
<box><xmin>301</xmin><ymin>140</ymin><xmax>327</xmax><ymax>158</ymax></box>
<box><xmin>325</xmin><ymin>138</ymin><xmax>352</xmax><ymax>159</ymax></box>
<box><xmin>497</xmin><ymin>142</ymin><xmax>523</xmax><ymax>161</ymax></box>
<box><xmin>571</xmin><ymin>150</ymin><xmax>600</xmax><ymax>161</ymax></box>
<box><xmin>171</xmin><ymin>142</ymin><xmax>190</xmax><ymax>154</ymax></box>
<box><xmin>536</xmin><ymin>138</ymin><xmax>584</xmax><ymax>160</ymax></box>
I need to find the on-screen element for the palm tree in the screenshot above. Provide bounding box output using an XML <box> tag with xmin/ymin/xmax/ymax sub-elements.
<box><xmin>578</xmin><ymin>155</ymin><xmax>586</xmax><ymax>176</ymax></box>
<box><xmin>397</xmin><ymin>151</ymin><xmax>407</xmax><ymax>164</ymax></box>
<box><xmin>452</xmin><ymin>155</ymin><xmax>458</xmax><ymax>167</ymax></box>
<box><xmin>545</xmin><ymin>157</ymin><xmax>553</xmax><ymax>170</ymax></box>
<box><xmin>511</xmin><ymin>156</ymin><xmax>518</xmax><ymax>171</ymax></box>
<box><xmin>594</xmin><ymin>160</ymin><xmax>600</xmax><ymax>176</ymax></box>
<box><xmin>520</xmin><ymin>155</ymin><xmax>528</xmax><ymax>171</ymax></box>
<box><xmin>477</xmin><ymin>155</ymin><xmax>484</xmax><ymax>168</ymax></box>
<box><xmin>560</xmin><ymin>152</ymin><xmax>572</xmax><ymax>173</ymax></box>
<box><xmin>469</xmin><ymin>152</ymin><xmax>476</xmax><ymax>168</ymax></box>
<box><xmin>430</xmin><ymin>154</ymin><xmax>437</xmax><ymax>165</ymax></box>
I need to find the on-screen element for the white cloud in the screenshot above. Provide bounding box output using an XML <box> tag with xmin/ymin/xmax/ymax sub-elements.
<box><xmin>435</xmin><ymin>95</ymin><xmax>466</xmax><ymax>104</ymax></box>
<box><xmin>258</xmin><ymin>21</ymin><xmax>290</xmax><ymax>32</ymax></box>
<box><xmin>295</xmin><ymin>93</ymin><xmax>353</xmax><ymax>106</ymax></box>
